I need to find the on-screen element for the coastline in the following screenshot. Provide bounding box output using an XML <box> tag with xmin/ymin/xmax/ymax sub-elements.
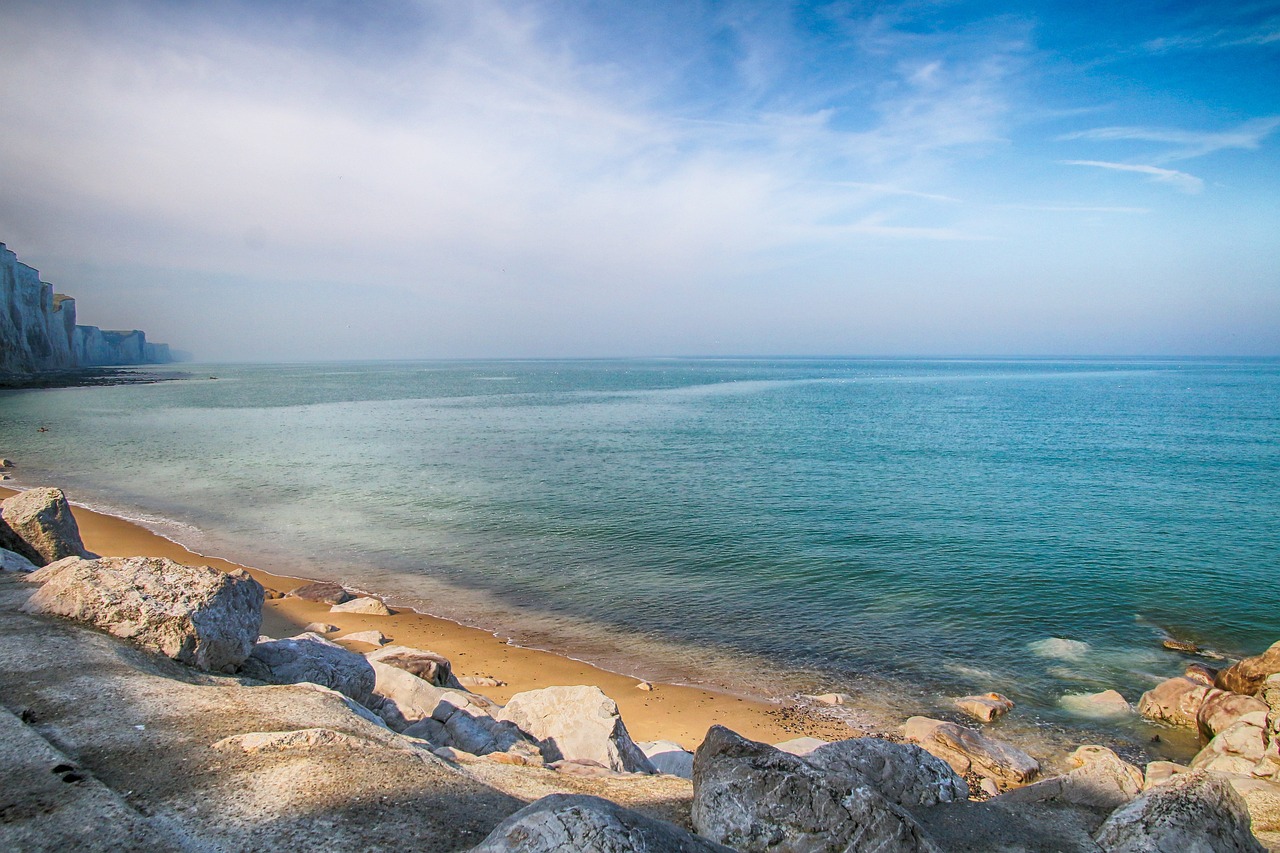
<box><xmin>0</xmin><ymin>484</ymin><xmax>857</xmax><ymax>750</ymax></box>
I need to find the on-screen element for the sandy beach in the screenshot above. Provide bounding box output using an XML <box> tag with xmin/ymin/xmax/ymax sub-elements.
<box><xmin>0</xmin><ymin>485</ymin><xmax>854</xmax><ymax>750</ymax></box>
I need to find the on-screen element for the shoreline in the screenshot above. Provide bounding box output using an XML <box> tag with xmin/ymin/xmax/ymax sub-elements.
<box><xmin>0</xmin><ymin>484</ymin><xmax>859</xmax><ymax>750</ymax></box>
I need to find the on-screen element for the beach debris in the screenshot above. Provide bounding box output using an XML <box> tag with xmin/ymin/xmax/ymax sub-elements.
<box><xmin>497</xmin><ymin>685</ymin><xmax>656</xmax><ymax>773</ymax></box>
<box><xmin>458</xmin><ymin>675</ymin><xmax>505</xmax><ymax>688</ymax></box>
<box><xmin>774</xmin><ymin>736</ymin><xmax>829</xmax><ymax>756</ymax></box>
<box><xmin>0</xmin><ymin>547</ymin><xmax>38</xmax><ymax>573</ymax></box>
<box><xmin>1028</xmin><ymin>637</ymin><xmax>1090</xmax><ymax>661</ymax></box>
<box><xmin>0</xmin><ymin>487</ymin><xmax>94</xmax><ymax>565</ymax></box>
<box><xmin>1094</xmin><ymin>771</ymin><xmax>1264</xmax><ymax>853</ymax></box>
<box><xmin>902</xmin><ymin>716</ymin><xmax>1039</xmax><ymax>790</ymax></box>
<box><xmin>1216</xmin><ymin>640</ymin><xmax>1280</xmax><ymax>697</ymax></box>
<box><xmin>287</xmin><ymin>581</ymin><xmax>351</xmax><ymax>605</ymax></box>
<box><xmin>805</xmin><ymin>737</ymin><xmax>970</xmax><ymax>808</ymax></box>
<box><xmin>692</xmin><ymin>725</ymin><xmax>938</xmax><ymax>852</ymax></box>
<box><xmin>23</xmin><ymin>556</ymin><xmax>263</xmax><ymax>673</ymax></box>
<box><xmin>239</xmin><ymin>633</ymin><xmax>375</xmax><ymax>705</ymax></box>
<box><xmin>1198</xmin><ymin>691</ymin><xmax>1268</xmax><ymax>741</ymax></box>
<box><xmin>368</xmin><ymin>645</ymin><xmax>458</xmax><ymax>687</ymax></box>
<box><xmin>302</xmin><ymin>622</ymin><xmax>338</xmax><ymax>634</ymax></box>
<box><xmin>955</xmin><ymin>692</ymin><xmax>1015</xmax><ymax>723</ymax></box>
<box><xmin>636</xmin><ymin>680</ymin><xmax>653</xmax><ymax>691</ymax></box>
<box><xmin>1138</xmin><ymin>676</ymin><xmax>1213</xmax><ymax>727</ymax></box>
<box><xmin>473</xmin><ymin>793</ymin><xmax>735</xmax><ymax>853</ymax></box>
<box><xmin>639</xmin><ymin>740</ymin><xmax>695</xmax><ymax>778</ymax></box>
<box><xmin>1000</xmin><ymin>746</ymin><xmax>1143</xmax><ymax>810</ymax></box>
<box><xmin>329</xmin><ymin>596</ymin><xmax>393</xmax><ymax>616</ymax></box>
<box><xmin>1058</xmin><ymin>689</ymin><xmax>1134</xmax><ymax>719</ymax></box>
<box><xmin>342</xmin><ymin>630</ymin><xmax>389</xmax><ymax>646</ymax></box>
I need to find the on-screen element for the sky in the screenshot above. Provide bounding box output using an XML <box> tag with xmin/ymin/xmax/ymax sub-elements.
<box><xmin>0</xmin><ymin>0</ymin><xmax>1277</xmax><ymax>360</ymax></box>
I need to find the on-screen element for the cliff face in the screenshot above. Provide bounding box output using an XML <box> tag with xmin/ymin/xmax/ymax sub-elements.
<box><xmin>1</xmin><ymin>242</ymin><xmax>178</xmax><ymax>374</ymax></box>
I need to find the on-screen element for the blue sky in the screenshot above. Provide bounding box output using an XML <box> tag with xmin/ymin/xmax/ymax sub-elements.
<box><xmin>0</xmin><ymin>0</ymin><xmax>1276</xmax><ymax>358</ymax></box>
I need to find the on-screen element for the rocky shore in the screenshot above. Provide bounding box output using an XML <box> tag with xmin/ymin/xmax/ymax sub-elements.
<box><xmin>2</xmin><ymin>484</ymin><xmax>1278</xmax><ymax>851</ymax></box>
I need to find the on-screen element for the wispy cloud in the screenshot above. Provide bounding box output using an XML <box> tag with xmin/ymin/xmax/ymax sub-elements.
<box><xmin>1059</xmin><ymin>118</ymin><xmax>1280</xmax><ymax>161</ymax></box>
<box><xmin>1060</xmin><ymin>160</ymin><xmax>1205</xmax><ymax>193</ymax></box>
<box><xmin>1143</xmin><ymin>18</ymin><xmax>1280</xmax><ymax>53</ymax></box>
<box><xmin>1000</xmin><ymin>204</ymin><xmax>1151</xmax><ymax>214</ymax></box>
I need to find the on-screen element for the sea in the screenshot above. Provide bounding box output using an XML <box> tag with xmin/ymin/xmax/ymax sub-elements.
<box><xmin>2</xmin><ymin>357</ymin><xmax>1277</xmax><ymax>756</ymax></box>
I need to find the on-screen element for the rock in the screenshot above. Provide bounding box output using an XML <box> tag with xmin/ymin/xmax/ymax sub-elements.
<box><xmin>1059</xmin><ymin>689</ymin><xmax>1134</xmax><ymax>718</ymax></box>
<box><xmin>807</xmin><ymin>692</ymin><xmax>852</xmax><ymax>705</ymax></box>
<box><xmin>691</xmin><ymin>725</ymin><xmax>938</xmax><ymax>852</ymax></box>
<box><xmin>1094</xmin><ymin>769</ymin><xmax>1264</xmax><ymax>852</ymax></box>
<box><xmin>459</xmin><ymin>675</ymin><xmax>506</xmax><ymax>687</ymax></box>
<box><xmin>1225</xmin><ymin>775</ymin><xmax>1280</xmax><ymax>833</ymax></box>
<box><xmin>1191</xmin><ymin>713</ymin><xmax>1268</xmax><ymax>775</ymax></box>
<box><xmin>23</xmin><ymin>555</ymin><xmax>85</xmax><ymax>583</ymax></box>
<box><xmin>368</xmin><ymin>645</ymin><xmax>458</xmax><ymax>687</ymax></box>
<box><xmin>302</xmin><ymin>622</ymin><xmax>338</xmax><ymax>634</ymax></box>
<box><xmin>212</xmin><ymin>728</ymin><xmax>380</xmax><ymax>753</ymax></box>
<box><xmin>287</xmin><ymin>581</ymin><xmax>351</xmax><ymax>605</ymax></box>
<box><xmin>341</xmin><ymin>630</ymin><xmax>389</xmax><ymax>646</ymax></box>
<box><xmin>955</xmin><ymin>692</ymin><xmax>1015</xmax><ymax>722</ymax></box>
<box><xmin>0</xmin><ymin>487</ymin><xmax>93</xmax><ymax>565</ymax></box>
<box><xmin>23</xmin><ymin>556</ymin><xmax>263</xmax><ymax>672</ymax></box>
<box><xmin>636</xmin><ymin>680</ymin><xmax>653</xmax><ymax>691</ymax></box>
<box><xmin>472</xmin><ymin>793</ymin><xmax>734</xmax><ymax>852</ymax></box>
<box><xmin>262</xmin><ymin>588</ymin><xmax>285</xmax><ymax>600</ymax></box>
<box><xmin>329</xmin><ymin>596</ymin><xmax>393</xmax><ymax>616</ymax></box>
<box><xmin>497</xmin><ymin>685</ymin><xmax>655</xmax><ymax>774</ymax></box>
<box><xmin>1256</xmin><ymin>675</ymin><xmax>1280</xmax><ymax>780</ymax></box>
<box><xmin>239</xmin><ymin>633</ymin><xmax>375</xmax><ymax>704</ymax></box>
<box><xmin>639</xmin><ymin>740</ymin><xmax>695</xmax><ymax>778</ymax></box>
<box><xmin>1185</xmin><ymin>663</ymin><xmax>1219</xmax><ymax>686</ymax></box>
<box><xmin>806</xmin><ymin>736</ymin><xmax>970</xmax><ymax>808</ymax></box>
<box><xmin>773</xmin><ymin>736</ymin><xmax>829</xmax><ymax>756</ymax></box>
<box><xmin>0</xmin><ymin>458</ymin><xmax>13</xmax><ymax>468</ymax></box>
<box><xmin>0</xmin><ymin>547</ymin><xmax>37</xmax><ymax>573</ymax></box>
<box><xmin>1143</xmin><ymin>760</ymin><xmax>1188</xmax><ymax>789</ymax></box>
<box><xmin>367</xmin><ymin>660</ymin><xmax>520</xmax><ymax>755</ymax></box>
<box><xmin>1199</xmin><ymin>690</ymin><xmax>1269</xmax><ymax>740</ymax></box>
<box><xmin>979</xmin><ymin>777</ymin><xmax>1000</xmax><ymax>798</ymax></box>
<box><xmin>1164</xmin><ymin>637</ymin><xmax>1201</xmax><ymax>654</ymax></box>
<box><xmin>902</xmin><ymin>716</ymin><xmax>1039</xmax><ymax>789</ymax></box>
<box><xmin>1217</xmin><ymin>641</ymin><xmax>1280</xmax><ymax>696</ymax></box>
<box><xmin>1138</xmin><ymin>676</ymin><xmax>1212</xmax><ymax>727</ymax></box>
<box><xmin>999</xmin><ymin>746</ymin><xmax>1143</xmax><ymax>810</ymax></box>
<box><xmin>549</xmin><ymin>758</ymin><xmax>625</xmax><ymax>778</ymax></box>
<box><xmin>402</xmin><ymin>716</ymin><xmax>448</xmax><ymax>743</ymax></box>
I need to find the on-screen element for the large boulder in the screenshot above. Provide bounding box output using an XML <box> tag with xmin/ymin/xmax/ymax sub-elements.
<box><xmin>472</xmin><ymin>793</ymin><xmax>734</xmax><ymax>852</ymax></box>
<box><xmin>1094</xmin><ymin>770</ymin><xmax>1264</xmax><ymax>852</ymax></box>
<box><xmin>805</xmin><ymin>737</ymin><xmax>969</xmax><ymax>809</ymax></box>
<box><xmin>1191</xmin><ymin>713</ymin><xmax>1268</xmax><ymax>776</ymax></box>
<box><xmin>497</xmin><ymin>685</ymin><xmax>655</xmax><ymax>774</ymax></box>
<box><xmin>1199</xmin><ymin>690</ymin><xmax>1269</xmax><ymax>741</ymax></box>
<box><xmin>239</xmin><ymin>633</ymin><xmax>375</xmax><ymax>705</ymax></box>
<box><xmin>691</xmin><ymin>725</ymin><xmax>938</xmax><ymax>852</ymax></box>
<box><xmin>1217</xmin><ymin>642</ymin><xmax>1280</xmax><ymax>697</ymax></box>
<box><xmin>1138</xmin><ymin>676</ymin><xmax>1212</xmax><ymax>727</ymax></box>
<box><xmin>367</xmin><ymin>645</ymin><xmax>460</xmax><ymax>688</ymax></box>
<box><xmin>902</xmin><ymin>716</ymin><xmax>1039</xmax><ymax>789</ymax></box>
<box><xmin>0</xmin><ymin>487</ymin><xmax>93</xmax><ymax>565</ymax></box>
<box><xmin>22</xmin><ymin>556</ymin><xmax>262</xmax><ymax>672</ymax></box>
<box><xmin>1000</xmin><ymin>745</ymin><xmax>1143</xmax><ymax>810</ymax></box>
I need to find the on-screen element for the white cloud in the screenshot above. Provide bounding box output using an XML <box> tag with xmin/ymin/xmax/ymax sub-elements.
<box><xmin>1059</xmin><ymin>118</ymin><xmax>1280</xmax><ymax>161</ymax></box>
<box><xmin>1060</xmin><ymin>161</ymin><xmax>1205</xmax><ymax>193</ymax></box>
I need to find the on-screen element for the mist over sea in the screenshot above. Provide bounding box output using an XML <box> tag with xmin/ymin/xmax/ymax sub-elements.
<box><xmin>3</xmin><ymin>357</ymin><xmax>1277</xmax><ymax>745</ymax></box>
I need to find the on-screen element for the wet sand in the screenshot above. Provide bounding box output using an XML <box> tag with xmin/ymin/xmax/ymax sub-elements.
<box><xmin>1</xmin><ymin>486</ymin><xmax>856</xmax><ymax>749</ymax></box>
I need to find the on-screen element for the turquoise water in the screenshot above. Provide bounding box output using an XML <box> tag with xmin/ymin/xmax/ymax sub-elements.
<box><xmin>2</xmin><ymin>358</ymin><xmax>1277</xmax><ymax>746</ymax></box>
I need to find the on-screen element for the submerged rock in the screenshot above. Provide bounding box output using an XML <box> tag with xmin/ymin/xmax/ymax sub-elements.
<box><xmin>955</xmin><ymin>692</ymin><xmax>1015</xmax><ymax>723</ymax></box>
<box><xmin>1059</xmin><ymin>689</ymin><xmax>1134</xmax><ymax>718</ymax></box>
<box><xmin>1094</xmin><ymin>770</ymin><xmax>1264</xmax><ymax>852</ymax></box>
<box><xmin>23</xmin><ymin>556</ymin><xmax>262</xmax><ymax>672</ymax></box>
<box><xmin>240</xmin><ymin>633</ymin><xmax>375</xmax><ymax>704</ymax></box>
<box><xmin>902</xmin><ymin>716</ymin><xmax>1039</xmax><ymax>789</ymax></box>
<box><xmin>473</xmin><ymin>793</ymin><xmax>734</xmax><ymax>852</ymax></box>
<box><xmin>0</xmin><ymin>487</ymin><xmax>93</xmax><ymax>565</ymax></box>
<box><xmin>691</xmin><ymin>725</ymin><xmax>938</xmax><ymax>852</ymax></box>
<box><xmin>497</xmin><ymin>685</ymin><xmax>655</xmax><ymax>774</ymax></box>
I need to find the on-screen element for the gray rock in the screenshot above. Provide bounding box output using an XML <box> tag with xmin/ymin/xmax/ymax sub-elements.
<box><xmin>497</xmin><ymin>685</ymin><xmax>655</xmax><ymax>774</ymax></box>
<box><xmin>240</xmin><ymin>633</ymin><xmax>375</xmax><ymax>704</ymax></box>
<box><xmin>368</xmin><ymin>645</ymin><xmax>459</xmax><ymax>687</ymax></box>
<box><xmin>1139</xmin><ymin>676</ymin><xmax>1212</xmax><ymax>728</ymax></box>
<box><xmin>23</xmin><ymin>556</ymin><xmax>263</xmax><ymax>672</ymax></box>
<box><xmin>287</xmin><ymin>581</ymin><xmax>351</xmax><ymax>605</ymax></box>
<box><xmin>691</xmin><ymin>725</ymin><xmax>939</xmax><ymax>852</ymax></box>
<box><xmin>0</xmin><ymin>547</ymin><xmax>37</xmax><ymax>573</ymax></box>
<box><xmin>902</xmin><ymin>716</ymin><xmax>1039</xmax><ymax>789</ymax></box>
<box><xmin>367</xmin><ymin>659</ymin><xmax>522</xmax><ymax>756</ymax></box>
<box><xmin>1000</xmin><ymin>745</ymin><xmax>1143</xmax><ymax>810</ymax></box>
<box><xmin>639</xmin><ymin>740</ymin><xmax>695</xmax><ymax>778</ymax></box>
<box><xmin>0</xmin><ymin>487</ymin><xmax>93</xmax><ymax>565</ymax></box>
<box><xmin>1217</xmin><ymin>641</ymin><xmax>1280</xmax><ymax>696</ymax></box>
<box><xmin>472</xmin><ymin>793</ymin><xmax>735</xmax><ymax>852</ymax></box>
<box><xmin>1095</xmin><ymin>769</ymin><xmax>1264</xmax><ymax>852</ymax></box>
<box><xmin>330</xmin><ymin>596</ymin><xmax>393</xmax><ymax>615</ymax></box>
<box><xmin>806</xmin><ymin>736</ymin><xmax>970</xmax><ymax>809</ymax></box>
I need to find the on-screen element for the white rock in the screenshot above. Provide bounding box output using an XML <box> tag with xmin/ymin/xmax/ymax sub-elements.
<box><xmin>497</xmin><ymin>685</ymin><xmax>655</xmax><ymax>773</ymax></box>
<box><xmin>639</xmin><ymin>740</ymin><xmax>695</xmax><ymax>778</ymax></box>
<box><xmin>773</xmin><ymin>736</ymin><xmax>829</xmax><ymax>756</ymax></box>
<box><xmin>0</xmin><ymin>487</ymin><xmax>93</xmax><ymax>564</ymax></box>
<box><xmin>1059</xmin><ymin>689</ymin><xmax>1134</xmax><ymax>718</ymax></box>
<box><xmin>341</xmin><ymin>630</ymin><xmax>389</xmax><ymax>646</ymax></box>
<box><xmin>329</xmin><ymin>596</ymin><xmax>393</xmax><ymax>616</ymax></box>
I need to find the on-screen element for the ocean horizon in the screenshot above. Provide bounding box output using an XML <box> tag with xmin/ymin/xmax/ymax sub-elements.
<box><xmin>3</xmin><ymin>355</ymin><xmax>1277</xmax><ymax>754</ymax></box>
